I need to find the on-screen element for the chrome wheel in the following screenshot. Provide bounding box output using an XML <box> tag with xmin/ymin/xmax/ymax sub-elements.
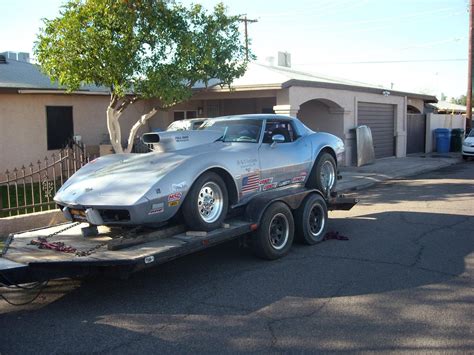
<box><xmin>197</xmin><ymin>182</ymin><xmax>223</xmax><ymax>223</ymax></box>
<box><xmin>309</xmin><ymin>204</ymin><xmax>325</xmax><ymax>237</ymax></box>
<box><xmin>268</xmin><ymin>213</ymin><xmax>289</xmax><ymax>250</ymax></box>
<box><xmin>320</xmin><ymin>160</ymin><xmax>335</xmax><ymax>191</ymax></box>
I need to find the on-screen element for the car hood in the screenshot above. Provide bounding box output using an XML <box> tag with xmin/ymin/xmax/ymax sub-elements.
<box><xmin>54</xmin><ymin>151</ymin><xmax>188</xmax><ymax>206</ymax></box>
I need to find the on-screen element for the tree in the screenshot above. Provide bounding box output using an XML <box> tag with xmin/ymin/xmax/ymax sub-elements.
<box><xmin>450</xmin><ymin>95</ymin><xmax>467</xmax><ymax>106</ymax></box>
<box><xmin>35</xmin><ymin>0</ymin><xmax>250</xmax><ymax>153</ymax></box>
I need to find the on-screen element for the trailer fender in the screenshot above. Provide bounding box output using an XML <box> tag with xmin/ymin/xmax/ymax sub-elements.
<box><xmin>244</xmin><ymin>188</ymin><xmax>325</xmax><ymax>225</ymax></box>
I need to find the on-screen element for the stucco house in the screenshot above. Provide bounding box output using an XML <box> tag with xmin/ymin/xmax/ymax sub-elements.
<box><xmin>0</xmin><ymin>52</ymin><xmax>436</xmax><ymax>173</ymax></box>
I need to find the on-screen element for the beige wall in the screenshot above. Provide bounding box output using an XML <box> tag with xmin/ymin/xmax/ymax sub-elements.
<box><xmin>0</xmin><ymin>93</ymin><xmax>161</xmax><ymax>173</ymax></box>
<box><xmin>298</xmin><ymin>99</ymin><xmax>344</xmax><ymax>139</ymax></box>
<box><xmin>407</xmin><ymin>97</ymin><xmax>424</xmax><ymax>113</ymax></box>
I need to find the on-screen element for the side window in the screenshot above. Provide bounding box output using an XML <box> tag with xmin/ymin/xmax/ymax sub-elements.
<box><xmin>263</xmin><ymin>121</ymin><xmax>296</xmax><ymax>144</ymax></box>
<box><xmin>46</xmin><ymin>106</ymin><xmax>73</xmax><ymax>150</ymax></box>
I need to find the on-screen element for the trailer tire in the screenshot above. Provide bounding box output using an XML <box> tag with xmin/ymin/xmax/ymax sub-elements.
<box><xmin>182</xmin><ymin>171</ymin><xmax>228</xmax><ymax>231</ymax></box>
<box><xmin>295</xmin><ymin>193</ymin><xmax>328</xmax><ymax>245</ymax></box>
<box><xmin>252</xmin><ymin>202</ymin><xmax>294</xmax><ymax>260</ymax></box>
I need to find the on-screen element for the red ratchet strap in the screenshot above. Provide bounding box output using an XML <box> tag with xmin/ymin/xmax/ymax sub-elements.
<box><xmin>30</xmin><ymin>238</ymin><xmax>77</xmax><ymax>253</ymax></box>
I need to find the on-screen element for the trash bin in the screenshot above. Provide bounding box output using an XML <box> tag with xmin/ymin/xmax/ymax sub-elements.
<box><xmin>434</xmin><ymin>128</ymin><xmax>450</xmax><ymax>153</ymax></box>
<box><xmin>450</xmin><ymin>128</ymin><xmax>464</xmax><ymax>152</ymax></box>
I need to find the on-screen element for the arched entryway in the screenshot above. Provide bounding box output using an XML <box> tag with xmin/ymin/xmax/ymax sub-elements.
<box><xmin>298</xmin><ymin>98</ymin><xmax>344</xmax><ymax>139</ymax></box>
<box><xmin>407</xmin><ymin>105</ymin><xmax>421</xmax><ymax>114</ymax></box>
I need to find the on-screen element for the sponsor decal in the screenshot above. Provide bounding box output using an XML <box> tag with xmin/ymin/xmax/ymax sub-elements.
<box><xmin>292</xmin><ymin>176</ymin><xmax>306</xmax><ymax>183</ymax></box>
<box><xmin>262</xmin><ymin>183</ymin><xmax>278</xmax><ymax>191</ymax></box>
<box><xmin>168</xmin><ymin>200</ymin><xmax>179</xmax><ymax>207</ymax></box>
<box><xmin>175</xmin><ymin>135</ymin><xmax>189</xmax><ymax>142</ymax></box>
<box><xmin>148</xmin><ymin>202</ymin><xmax>164</xmax><ymax>215</ymax></box>
<box><xmin>278</xmin><ymin>179</ymin><xmax>292</xmax><ymax>187</ymax></box>
<box><xmin>237</xmin><ymin>158</ymin><xmax>258</xmax><ymax>172</ymax></box>
<box><xmin>168</xmin><ymin>192</ymin><xmax>182</xmax><ymax>202</ymax></box>
<box><xmin>241</xmin><ymin>172</ymin><xmax>260</xmax><ymax>193</ymax></box>
<box><xmin>259</xmin><ymin>177</ymin><xmax>273</xmax><ymax>185</ymax></box>
<box><xmin>172</xmin><ymin>181</ymin><xmax>188</xmax><ymax>192</ymax></box>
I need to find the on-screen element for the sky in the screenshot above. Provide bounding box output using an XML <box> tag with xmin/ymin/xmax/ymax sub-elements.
<box><xmin>0</xmin><ymin>0</ymin><xmax>469</xmax><ymax>100</ymax></box>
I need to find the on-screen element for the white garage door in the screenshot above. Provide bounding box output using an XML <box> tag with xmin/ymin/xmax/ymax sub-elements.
<box><xmin>357</xmin><ymin>102</ymin><xmax>395</xmax><ymax>159</ymax></box>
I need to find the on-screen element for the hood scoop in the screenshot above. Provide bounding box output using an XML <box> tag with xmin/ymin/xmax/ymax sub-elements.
<box><xmin>142</xmin><ymin>130</ymin><xmax>222</xmax><ymax>152</ymax></box>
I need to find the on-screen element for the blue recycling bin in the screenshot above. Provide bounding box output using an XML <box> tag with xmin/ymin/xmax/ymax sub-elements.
<box><xmin>434</xmin><ymin>128</ymin><xmax>451</xmax><ymax>153</ymax></box>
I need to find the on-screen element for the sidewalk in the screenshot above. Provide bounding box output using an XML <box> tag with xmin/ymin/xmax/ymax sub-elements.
<box><xmin>338</xmin><ymin>152</ymin><xmax>462</xmax><ymax>192</ymax></box>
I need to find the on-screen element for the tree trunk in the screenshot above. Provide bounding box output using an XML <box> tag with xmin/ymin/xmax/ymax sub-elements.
<box><xmin>124</xmin><ymin>108</ymin><xmax>158</xmax><ymax>153</ymax></box>
<box><xmin>106</xmin><ymin>106</ymin><xmax>124</xmax><ymax>154</ymax></box>
<box><xmin>106</xmin><ymin>95</ymin><xmax>159</xmax><ymax>154</ymax></box>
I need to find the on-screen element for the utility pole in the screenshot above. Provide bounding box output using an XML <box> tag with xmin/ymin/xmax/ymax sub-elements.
<box><xmin>239</xmin><ymin>15</ymin><xmax>258</xmax><ymax>61</ymax></box>
<box><xmin>467</xmin><ymin>0</ymin><xmax>473</xmax><ymax>131</ymax></box>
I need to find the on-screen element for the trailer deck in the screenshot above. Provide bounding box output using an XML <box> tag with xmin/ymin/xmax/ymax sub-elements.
<box><xmin>1</xmin><ymin>219</ymin><xmax>253</xmax><ymax>285</ymax></box>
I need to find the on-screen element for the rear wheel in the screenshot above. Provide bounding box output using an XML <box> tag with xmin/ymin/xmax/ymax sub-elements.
<box><xmin>295</xmin><ymin>193</ymin><xmax>328</xmax><ymax>245</ymax></box>
<box><xmin>251</xmin><ymin>202</ymin><xmax>294</xmax><ymax>260</ymax></box>
<box><xmin>307</xmin><ymin>152</ymin><xmax>337</xmax><ymax>194</ymax></box>
<box><xmin>182</xmin><ymin>172</ymin><xmax>228</xmax><ymax>231</ymax></box>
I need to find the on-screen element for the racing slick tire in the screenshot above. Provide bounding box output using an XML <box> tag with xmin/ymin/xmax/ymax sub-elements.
<box><xmin>251</xmin><ymin>202</ymin><xmax>294</xmax><ymax>260</ymax></box>
<box><xmin>182</xmin><ymin>172</ymin><xmax>228</xmax><ymax>231</ymax></box>
<box><xmin>295</xmin><ymin>193</ymin><xmax>328</xmax><ymax>245</ymax></box>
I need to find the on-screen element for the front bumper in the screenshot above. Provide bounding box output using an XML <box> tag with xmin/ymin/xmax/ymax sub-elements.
<box><xmin>462</xmin><ymin>144</ymin><xmax>474</xmax><ymax>155</ymax></box>
<box><xmin>57</xmin><ymin>197</ymin><xmax>174</xmax><ymax>226</ymax></box>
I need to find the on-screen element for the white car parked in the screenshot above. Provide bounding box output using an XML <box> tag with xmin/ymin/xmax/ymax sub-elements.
<box><xmin>462</xmin><ymin>129</ymin><xmax>474</xmax><ymax>160</ymax></box>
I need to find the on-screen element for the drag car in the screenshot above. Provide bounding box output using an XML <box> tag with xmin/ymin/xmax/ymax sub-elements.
<box><xmin>54</xmin><ymin>114</ymin><xmax>344</xmax><ymax>231</ymax></box>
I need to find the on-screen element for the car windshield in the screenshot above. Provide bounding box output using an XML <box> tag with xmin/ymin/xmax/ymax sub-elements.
<box><xmin>167</xmin><ymin>121</ymin><xmax>189</xmax><ymax>131</ymax></box>
<box><xmin>469</xmin><ymin>129</ymin><xmax>474</xmax><ymax>138</ymax></box>
<box><xmin>199</xmin><ymin>119</ymin><xmax>262</xmax><ymax>143</ymax></box>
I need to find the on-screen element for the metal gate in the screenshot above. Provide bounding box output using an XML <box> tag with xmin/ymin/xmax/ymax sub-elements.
<box><xmin>358</xmin><ymin>102</ymin><xmax>395</xmax><ymax>159</ymax></box>
<box><xmin>406</xmin><ymin>114</ymin><xmax>426</xmax><ymax>154</ymax></box>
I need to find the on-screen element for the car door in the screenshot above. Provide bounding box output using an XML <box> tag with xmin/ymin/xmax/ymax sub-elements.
<box><xmin>258</xmin><ymin>119</ymin><xmax>312</xmax><ymax>191</ymax></box>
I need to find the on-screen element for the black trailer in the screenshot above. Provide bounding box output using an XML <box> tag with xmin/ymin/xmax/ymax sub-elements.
<box><xmin>0</xmin><ymin>187</ymin><xmax>357</xmax><ymax>286</ymax></box>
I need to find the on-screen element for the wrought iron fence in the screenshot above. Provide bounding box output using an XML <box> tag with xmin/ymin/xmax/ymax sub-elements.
<box><xmin>0</xmin><ymin>142</ymin><xmax>91</xmax><ymax>217</ymax></box>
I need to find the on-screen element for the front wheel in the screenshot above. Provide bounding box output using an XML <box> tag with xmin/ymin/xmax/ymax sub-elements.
<box><xmin>182</xmin><ymin>172</ymin><xmax>228</xmax><ymax>231</ymax></box>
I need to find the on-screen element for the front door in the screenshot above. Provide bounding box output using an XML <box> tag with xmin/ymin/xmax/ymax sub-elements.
<box><xmin>258</xmin><ymin>120</ymin><xmax>312</xmax><ymax>191</ymax></box>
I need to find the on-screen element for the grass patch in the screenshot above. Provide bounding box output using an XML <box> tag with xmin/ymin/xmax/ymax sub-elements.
<box><xmin>0</xmin><ymin>182</ymin><xmax>57</xmax><ymax>218</ymax></box>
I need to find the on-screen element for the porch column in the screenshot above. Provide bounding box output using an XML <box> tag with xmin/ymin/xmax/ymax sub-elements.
<box><xmin>273</xmin><ymin>104</ymin><xmax>299</xmax><ymax>117</ymax></box>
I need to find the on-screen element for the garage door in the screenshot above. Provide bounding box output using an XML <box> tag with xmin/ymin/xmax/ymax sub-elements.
<box><xmin>357</xmin><ymin>102</ymin><xmax>395</xmax><ymax>159</ymax></box>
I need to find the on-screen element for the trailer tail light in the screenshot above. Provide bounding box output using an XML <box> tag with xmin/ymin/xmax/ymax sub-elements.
<box><xmin>250</xmin><ymin>223</ymin><xmax>258</xmax><ymax>231</ymax></box>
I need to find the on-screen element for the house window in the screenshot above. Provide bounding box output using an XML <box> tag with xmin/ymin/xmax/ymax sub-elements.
<box><xmin>173</xmin><ymin>110</ymin><xmax>197</xmax><ymax>121</ymax></box>
<box><xmin>46</xmin><ymin>106</ymin><xmax>73</xmax><ymax>150</ymax></box>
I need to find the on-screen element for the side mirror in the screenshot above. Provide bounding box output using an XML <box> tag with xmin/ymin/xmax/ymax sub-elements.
<box><xmin>271</xmin><ymin>134</ymin><xmax>285</xmax><ymax>147</ymax></box>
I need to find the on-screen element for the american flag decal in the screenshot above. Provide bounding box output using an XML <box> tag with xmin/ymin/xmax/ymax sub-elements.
<box><xmin>241</xmin><ymin>172</ymin><xmax>260</xmax><ymax>193</ymax></box>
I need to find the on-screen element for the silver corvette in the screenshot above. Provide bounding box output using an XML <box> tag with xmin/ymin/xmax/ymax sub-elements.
<box><xmin>54</xmin><ymin>114</ymin><xmax>344</xmax><ymax>231</ymax></box>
